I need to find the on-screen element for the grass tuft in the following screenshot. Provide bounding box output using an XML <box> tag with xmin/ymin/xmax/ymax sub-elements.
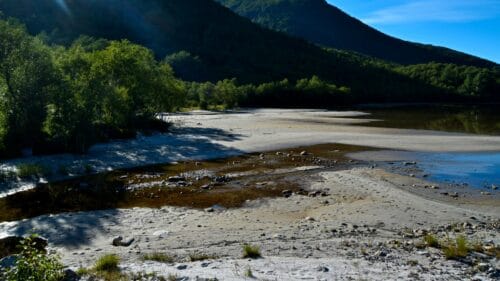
<box><xmin>189</xmin><ymin>252</ymin><xmax>218</xmax><ymax>262</ymax></box>
<box><xmin>95</xmin><ymin>254</ymin><xmax>120</xmax><ymax>272</ymax></box>
<box><xmin>242</xmin><ymin>244</ymin><xmax>261</xmax><ymax>259</ymax></box>
<box><xmin>423</xmin><ymin>234</ymin><xmax>440</xmax><ymax>248</ymax></box>
<box><xmin>442</xmin><ymin>235</ymin><xmax>469</xmax><ymax>260</ymax></box>
<box><xmin>142</xmin><ymin>252</ymin><xmax>174</xmax><ymax>263</ymax></box>
<box><xmin>244</xmin><ymin>266</ymin><xmax>255</xmax><ymax>278</ymax></box>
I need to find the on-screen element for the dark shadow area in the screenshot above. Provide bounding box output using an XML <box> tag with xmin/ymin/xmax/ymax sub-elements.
<box><xmin>170</xmin><ymin>126</ymin><xmax>245</xmax><ymax>142</ymax></box>
<box><xmin>2</xmin><ymin>209</ymin><xmax>120</xmax><ymax>248</ymax></box>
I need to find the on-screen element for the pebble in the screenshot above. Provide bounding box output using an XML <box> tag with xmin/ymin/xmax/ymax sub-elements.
<box><xmin>177</xmin><ymin>264</ymin><xmax>188</xmax><ymax>270</ymax></box>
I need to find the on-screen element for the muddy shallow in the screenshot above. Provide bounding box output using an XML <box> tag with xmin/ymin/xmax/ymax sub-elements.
<box><xmin>0</xmin><ymin>144</ymin><xmax>370</xmax><ymax>222</ymax></box>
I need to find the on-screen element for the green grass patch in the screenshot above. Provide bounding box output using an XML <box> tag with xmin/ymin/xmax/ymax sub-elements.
<box><xmin>242</xmin><ymin>244</ymin><xmax>261</xmax><ymax>259</ymax></box>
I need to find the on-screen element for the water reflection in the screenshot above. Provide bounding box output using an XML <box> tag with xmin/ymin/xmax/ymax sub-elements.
<box><xmin>356</xmin><ymin>105</ymin><xmax>500</xmax><ymax>135</ymax></box>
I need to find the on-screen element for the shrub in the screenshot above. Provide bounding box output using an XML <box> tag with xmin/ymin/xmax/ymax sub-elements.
<box><xmin>242</xmin><ymin>244</ymin><xmax>261</xmax><ymax>259</ymax></box>
<box><xmin>95</xmin><ymin>254</ymin><xmax>120</xmax><ymax>272</ymax></box>
<box><xmin>1</xmin><ymin>235</ymin><xmax>64</xmax><ymax>281</ymax></box>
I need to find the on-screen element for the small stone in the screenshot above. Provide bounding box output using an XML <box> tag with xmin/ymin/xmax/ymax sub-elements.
<box><xmin>305</xmin><ymin>217</ymin><xmax>315</xmax><ymax>222</ymax></box>
<box><xmin>477</xmin><ymin>263</ymin><xmax>490</xmax><ymax>272</ymax></box>
<box><xmin>317</xmin><ymin>266</ymin><xmax>329</xmax><ymax>272</ymax></box>
<box><xmin>205</xmin><ymin>207</ymin><xmax>214</xmax><ymax>213</ymax></box>
<box><xmin>300</xmin><ymin>151</ymin><xmax>308</xmax><ymax>156</ymax></box>
<box><xmin>201</xmin><ymin>184</ymin><xmax>211</xmax><ymax>190</ymax></box>
<box><xmin>177</xmin><ymin>264</ymin><xmax>188</xmax><ymax>270</ymax></box>
<box><xmin>112</xmin><ymin>236</ymin><xmax>134</xmax><ymax>247</ymax></box>
<box><xmin>282</xmin><ymin>190</ymin><xmax>293</xmax><ymax>198</ymax></box>
<box><xmin>168</xmin><ymin>176</ymin><xmax>186</xmax><ymax>182</ymax></box>
<box><xmin>492</xmin><ymin>185</ymin><xmax>498</xmax><ymax>190</ymax></box>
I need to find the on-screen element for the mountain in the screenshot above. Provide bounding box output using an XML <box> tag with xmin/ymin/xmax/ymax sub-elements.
<box><xmin>0</xmin><ymin>0</ymin><xmax>429</xmax><ymax>95</ymax></box>
<box><xmin>215</xmin><ymin>0</ymin><xmax>496</xmax><ymax>68</ymax></box>
<box><xmin>0</xmin><ymin>0</ymin><xmax>497</xmax><ymax>103</ymax></box>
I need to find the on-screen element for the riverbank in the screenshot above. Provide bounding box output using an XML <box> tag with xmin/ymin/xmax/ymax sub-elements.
<box><xmin>0</xmin><ymin>109</ymin><xmax>499</xmax><ymax>280</ymax></box>
<box><xmin>1</xmin><ymin>166</ymin><xmax>498</xmax><ymax>280</ymax></box>
<box><xmin>2</xmin><ymin>109</ymin><xmax>500</xmax><ymax>197</ymax></box>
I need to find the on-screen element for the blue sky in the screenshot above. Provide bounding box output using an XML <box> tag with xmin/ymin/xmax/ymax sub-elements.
<box><xmin>327</xmin><ymin>0</ymin><xmax>500</xmax><ymax>63</ymax></box>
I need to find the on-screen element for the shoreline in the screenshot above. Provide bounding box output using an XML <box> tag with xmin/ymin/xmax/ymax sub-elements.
<box><xmin>0</xmin><ymin>109</ymin><xmax>499</xmax><ymax>280</ymax></box>
<box><xmin>2</xmin><ymin>109</ymin><xmax>500</xmax><ymax>198</ymax></box>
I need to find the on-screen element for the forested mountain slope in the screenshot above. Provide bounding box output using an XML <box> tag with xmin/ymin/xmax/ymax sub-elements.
<box><xmin>216</xmin><ymin>0</ymin><xmax>496</xmax><ymax>67</ymax></box>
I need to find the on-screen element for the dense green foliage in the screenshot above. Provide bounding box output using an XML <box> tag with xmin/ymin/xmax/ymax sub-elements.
<box><xmin>0</xmin><ymin>0</ymin><xmax>496</xmax><ymax>99</ymax></box>
<box><xmin>396</xmin><ymin>63</ymin><xmax>499</xmax><ymax>98</ymax></box>
<box><xmin>186</xmin><ymin>76</ymin><xmax>351</xmax><ymax>109</ymax></box>
<box><xmin>0</xmin><ymin>235</ymin><xmax>65</xmax><ymax>281</ymax></box>
<box><xmin>216</xmin><ymin>0</ymin><xmax>496</xmax><ymax>67</ymax></box>
<box><xmin>0</xmin><ymin>20</ymin><xmax>183</xmax><ymax>157</ymax></box>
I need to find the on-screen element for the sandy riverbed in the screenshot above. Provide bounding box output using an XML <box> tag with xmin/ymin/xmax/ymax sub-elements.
<box><xmin>1</xmin><ymin>109</ymin><xmax>499</xmax><ymax>280</ymax></box>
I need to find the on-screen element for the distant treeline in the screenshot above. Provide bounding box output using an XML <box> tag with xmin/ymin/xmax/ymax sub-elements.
<box><xmin>0</xmin><ymin>19</ymin><xmax>499</xmax><ymax>158</ymax></box>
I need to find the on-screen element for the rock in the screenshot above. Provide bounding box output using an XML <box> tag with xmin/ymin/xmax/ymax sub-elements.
<box><xmin>201</xmin><ymin>184</ymin><xmax>211</xmax><ymax>190</ymax></box>
<box><xmin>168</xmin><ymin>176</ymin><xmax>186</xmax><ymax>183</ymax></box>
<box><xmin>492</xmin><ymin>185</ymin><xmax>498</xmax><ymax>190</ymax></box>
<box><xmin>304</xmin><ymin>217</ymin><xmax>315</xmax><ymax>222</ymax></box>
<box><xmin>63</xmin><ymin>269</ymin><xmax>79</xmax><ymax>281</ymax></box>
<box><xmin>282</xmin><ymin>190</ymin><xmax>293</xmax><ymax>198</ymax></box>
<box><xmin>177</xmin><ymin>264</ymin><xmax>188</xmax><ymax>270</ymax></box>
<box><xmin>317</xmin><ymin>266</ymin><xmax>329</xmax><ymax>272</ymax></box>
<box><xmin>481</xmin><ymin>191</ymin><xmax>492</xmax><ymax>196</ymax></box>
<box><xmin>214</xmin><ymin>176</ymin><xmax>230</xmax><ymax>183</ymax></box>
<box><xmin>300</xmin><ymin>151</ymin><xmax>308</xmax><ymax>156</ymax></box>
<box><xmin>112</xmin><ymin>236</ymin><xmax>134</xmax><ymax>247</ymax></box>
<box><xmin>152</xmin><ymin>230</ymin><xmax>169</xmax><ymax>238</ymax></box>
<box><xmin>477</xmin><ymin>263</ymin><xmax>490</xmax><ymax>272</ymax></box>
<box><xmin>430</xmin><ymin>185</ymin><xmax>439</xmax><ymax>189</ymax></box>
<box><xmin>308</xmin><ymin>191</ymin><xmax>321</xmax><ymax>197</ymax></box>
<box><xmin>404</xmin><ymin>162</ymin><xmax>417</xmax><ymax>166</ymax></box>
<box><xmin>204</xmin><ymin>207</ymin><xmax>214</xmax><ymax>213</ymax></box>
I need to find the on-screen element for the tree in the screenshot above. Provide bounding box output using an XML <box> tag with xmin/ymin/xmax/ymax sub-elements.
<box><xmin>0</xmin><ymin>20</ymin><xmax>56</xmax><ymax>155</ymax></box>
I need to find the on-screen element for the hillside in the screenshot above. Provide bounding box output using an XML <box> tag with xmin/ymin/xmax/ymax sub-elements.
<box><xmin>0</xmin><ymin>0</ymin><xmax>354</xmax><ymax>83</ymax></box>
<box><xmin>0</xmin><ymin>0</ymin><xmax>498</xmax><ymax>103</ymax></box>
<box><xmin>0</xmin><ymin>0</ymin><xmax>437</xmax><ymax>95</ymax></box>
<box><xmin>216</xmin><ymin>0</ymin><xmax>496</xmax><ymax>67</ymax></box>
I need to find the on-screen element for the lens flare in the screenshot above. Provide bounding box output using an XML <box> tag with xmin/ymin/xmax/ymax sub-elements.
<box><xmin>55</xmin><ymin>0</ymin><xmax>71</xmax><ymax>15</ymax></box>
